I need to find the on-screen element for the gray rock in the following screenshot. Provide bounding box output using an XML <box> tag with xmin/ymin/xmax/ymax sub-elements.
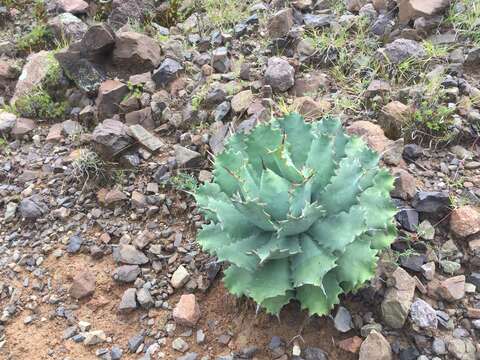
<box><xmin>359</xmin><ymin>330</ymin><xmax>392</xmax><ymax>360</ymax></box>
<box><xmin>129</xmin><ymin>125</ymin><xmax>164</xmax><ymax>153</ymax></box>
<box><xmin>152</xmin><ymin>58</ymin><xmax>183</xmax><ymax>87</ymax></box>
<box><xmin>48</xmin><ymin>13</ymin><xmax>87</xmax><ymax>41</ymax></box>
<box><xmin>178</xmin><ymin>353</ymin><xmax>198</xmax><ymax>360</ymax></box>
<box><xmin>268</xmin><ymin>8</ymin><xmax>293</xmax><ymax>38</ymax></box>
<box><xmin>0</xmin><ymin>112</ymin><xmax>16</xmax><ymax>134</ymax></box>
<box><xmin>303</xmin><ymin>14</ymin><xmax>332</xmax><ymax>28</ymax></box>
<box><xmin>113</xmin><ymin>265</ymin><xmax>141</xmax><ymax>283</ymax></box>
<box><xmin>84</xmin><ymin>330</ymin><xmax>107</xmax><ymax>346</ymax></box>
<box><xmin>214</xmin><ymin>101</ymin><xmax>231</xmax><ymax>122</ymax></box>
<box><xmin>395</xmin><ymin>206</ymin><xmax>418</xmax><ymax>232</ymax></box>
<box><xmin>334</xmin><ymin>306</ymin><xmax>353</xmax><ymax>333</ymax></box>
<box><xmin>92</xmin><ymin>119</ymin><xmax>134</xmax><ymax>160</ymax></box>
<box><xmin>172</xmin><ymin>337</ymin><xmax>189</xmax><ymax>353</ymax></box>
<box><xmin>136</xmin><ymin>288</ymin><xmax>154</xmax><ymax>309</ymax></box>
<box><xmin>377</xmin><ymin>38</ymin><xmax>426</xmax><ymax>64</ymax></box>
<box><xmin>264</xmin><ymin>57</ymin><xmax>295</xmax><ymax>92</ymax></box>
<box><xmin>118</xmin><ymin>288</ymin><xmax>137</xmax><ymax>312</ymax></box>
<box><xmin>171</xmin><ymin>265</ymin><xmax>190</xmax><ymax>289</ymax></box>
<box><xmin>410</xmin><ymin>298</ymin><xmax>437</xmax><ymax>329</ymax></box>
<box><xmin>110</xmin><ymin>346</ymin><xmax>123</xmax><ymax>360</ymax></box>
<box><xmin>212</xmin><ymin>47</ymin><xmax>230</xmax><ymax>73</ymax></box>
<box><xmin>381</xmin><ymin>267</ymin><xmax>415</xmax><ymax>329</ymax></box>
<box><xmin>412</xmin><ymin>191</ymin><xmax>450</xmax><ymax>213</ymax></box>
<box><xmin>19</xmin><ymin>196</ymin><xmax>48</xmax><ymax>220</ymax></box>
<box><xmin>303</xmin><ymin>347</ymin><xmax>328</xmax><ymax>360</ymax></box>
<box><xmin>465</xmin><ymin>48</ymin><xmax>480</xmax><ymax>65</ymax></box>
<box><xmin>108</xmin><ymin>0</ymin><xmax>144</xmax><ymax>30</ymax></box>
<box><xmin>55</xmin><ymin>47</ymin><xmax>106</xmax><ymax>94</ymax></box>
<box><xmin>174</xmin><ymin>145</ymin><xmax>202</xmax><ymax>168</ymax></box>
<box><xmin>128</xmin><ymin>334</ymin><xmax>144</xmax><ymax>352</ymax></box>
<box><xmin>114</xmin><ymin>244</ymin><xmax>149</xmax><ymax>265</ymax></box>
<box><xmin>371</xmin><ymin>14</ymin><xmax>394</xmax><ymax>36</ymax></box>
<box><xmin>81</xmin><ymin>24</ymin><xmax>116</xmax><ymax>58</ymax></box>
<box><xmin>67</xmin><ymin>235</ymin><xmax>83</xmax><ymax>254</ymax></box>
<box><xmin>432</xmin><ymin>338</ymin><xmax>447</xmax><ymax>355</ymax></box>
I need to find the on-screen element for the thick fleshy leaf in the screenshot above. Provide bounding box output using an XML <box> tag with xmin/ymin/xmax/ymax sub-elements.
<box><xmin>291</xmin><ymin>235</ymin><xmax>336</xmax><ymax>288</ymax></box>
<box><xmin>296</xmin><ymin>271</ymin><xmax>343</xmax><ymax>316</ymax></box>
<box><xmin>261</xmin><ymin>291</ymin><xmax>295</xmax><ymax>314</ymax></box>
<box><xmin>223</xmin><ymin>259</ymin><xmax>292</xmax><ymax>304</ymax></box>
<box><xmin>276</xmin><ymin>113</ymin><xmax>314</xmax><ymax>167</ymax></box>
<box><xmin>272</xmin><ymin>143</ymin><xmax>305</xmax><ymax>183</ymax></box>
<box><xmin>232</xmin><ymin>198</ymin><xmax>276</xmax><ymax>231</ymax></box>
<box><xmin>308</xmin><ymin>205</ymin><xmax>366</xmax><ymax>252</ymax></box>
<box><xmin>197</xmin><ymin>223</ymin><xmax>265</xmax><ymax>271</ymax></box>
<box><xmin>277</xmin><ymin>202</ymin><xmax>325</xmax><ymax>237</ymax></box>
<box><xmin>306</xmin><ymin>134</ymin><xmax>336</xmax><ymax>198</ymax></box>
<box><xmin>289</xmin><ymin>181</ymin><xmax>312</xmax><ymax>217</ymax></box>
<box><xmin>367</xmin><ymin>223</ymin><xmax>397</xmax><ymax>250</ymax></box>
<box><xmin>244</xmin><ymin>124</ymin><xmax>283</xmax><ymax>176</ymax></box>
<box><xmin>259</xmin><ymin>169</ymin><xmax>291</xmax><ymax>221</ymax></box>
<box><xmin>254</xmin><ymin>235</ymin><xmax>302</xmax><ymax>264</ymax></box>
<box><xmin>336</xmin><ymin>237</ymin><xmax>378</xmax><ymax>291</ymax></box>
<box><xmin>359</xmin><ymin>186</ymin><xmax>398</xmax><ymax>229</ymax></box>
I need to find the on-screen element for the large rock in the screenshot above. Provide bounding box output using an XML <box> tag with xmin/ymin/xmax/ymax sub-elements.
<box><xmin>268</xmin><ymin>8</ymin><xmax>294</xmax><ymax>38</ymax></box>
<box><xmin>173</xmin><ymin>294</ymin><xmax>201</xmax><ymax>327</ymax></box>
<box><xmin>410</xmin><ymin>298</ymin><xmax>438</xmax><ymax>329</ymax></box>
<box><xmin>397</xmin><ymin>0</ymin><xmax>450</xmax><ymax>23</ymax></box>
<box><xmin>114</xmin><ymin>244</ymin><xmax>149</xmax><ymax>265</ymax></box>
<box><xmin>450</xmin><ymin>205</ymin><xmax>480</xmax><ymax>238</ymax></box>
<box><xmin>212</xmin><ymin>47</ymin><xmax>230</xmax><ymax>73</ymax></box>
<box><xmin>412</xmin><ymin>191</ymin><xmax>450</xmax><ymax>213</ymax></box>
<box><xmin>11</xmin><ymin>118</ymin><xmax>36</xmax><ymax>138</ymax></box>
<box><xmin>96</xmin><ymin>80</ymin><xmax>129</xmax><ymax>120</ymax></box>
<box><xmin>55</xmin><ymin>46</ymin><xmax>106</xmax><ymax>94</ymax></box>
<box><xmin>113</xmin><ymin>32</ymin><xmax>161</xmax><ymax>74</ymax></box>
<box><xmin>113</xmin><ymin>265</ymin><xmax>141</xmax><ymax>283</ymax></box>
<box><xmin>231</xmin><ymin>90</ymin><xmax>253</xmax><ymax>113</ymax></box>
<box><xmin>19</xmin><ymin>196</ymin><xmax>48</xmax><ymax>219</ymax></box>
<box><xmin>69</xmin><ymin>270</ymin><xmax>96</xmax><ymax>299</ymax></box>
<box><xmin>47</xmin><ymin>13</ymin><xmax>87</xmax><ymax>41</ymax></box>
<box><xmin>129</xmin><ymin>124</ymin><xmax>164</xmax><ymax>153</ymax></box>
<box><xmin>391</xmin><ymin>168</ymin><xmax>416</xmax><ymax>200</ymax></box>
<box><xmin>11</xmin><ymin>51</ymin><xmax>52</xmax><ymax>104</ymax></box>
<box><xmin>174</xmin><ymin>145</ymin><xmax>202</xmax><ymax>168</ymax></box>
<box><xmin>377</xmin><ymin>38</ymin><xmax>426</xmax><ymax>64</ymax></box>
<box><xmin>81</xmin><ymin>24</ymin><xmax>116</xmax><ymax>58</ymax></box>
<box><xmin>108</xmin><ymin>0</ymin><xmax>144</xmax><ymax>30</ymax></box>
<box><xmin>359</xmin><ymin>330</ymin><xmax>392</xmax><ymax>360</ymax></box>
<box><xmin>347</xmin><ymin>121</ymin><xmax>392</xmax><ymax>153</ymax></box>
<box><xmin>118</xmin><ymin>288</ymin><xmax>138</xmax><ymax>312</ymax></box>
<box><xmin>152</xmin><ymin>58</ymin><xmax>183</xmax><ymax>88</ymax></box>
<box><xmin>92</xmin><ymin>119</ymin><xmax>134</xmax><ymax>160</ymax></box>
<box><xmin>56</xmin><ymin>0</ymin><xmax>89</xmax><ymax>14</ymax></box>
<box><xmin>0</xmin><ymin>112</ymin><xmax>16</xmax><ymax>134</ymax></box>
<box><xmin>438</xmin><ymin>275</ymin><xmax>465</xmax><ymax>302</ymax></box>
<box><xmin>379</xmin><ymin>101</ymin><xmax>412</xmax><ymax>140</ymax></box>
<box><xmin>264</xmin><ymin>57</ymin><xmax>295</xmax><ymax>92</ymax></box>
<box><xmin>381</xmin><ymin>267</ymin><xmax>415</xmax><ymax>329</ymax></box>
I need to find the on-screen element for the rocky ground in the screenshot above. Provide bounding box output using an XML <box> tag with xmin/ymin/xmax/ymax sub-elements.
<box><xmin>2</xmin><ymin>0</ymin><xmax>480</xmax><ymax>359</ymax></box>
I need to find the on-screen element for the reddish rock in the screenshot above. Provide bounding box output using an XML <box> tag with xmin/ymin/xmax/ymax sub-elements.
<box><xmin>96</xmin><ymin>80</ymin><xmax>129</xmax><ymax>120</ymax></box>
<box><xmin>338</xmin><ymin>336</ymin><xmax>363</xmax><ymax>353</ymax></box>
<box><xmin>46</xmin><ymin>123</ymin><xmax>64</xmax><ymax>142</ymax></box>
<box><xmin>391</xmin><ymin>168</ymin><xmax>416</xmax><ymax>200</ymax></box>
<box><xmin>57</xmin><ymin>0</ymin><xmax>89</xmax><ymax>14</ymax></box>
<box><xmin>113</xmin><ymin>32</ymin><xmax>161</xmax><ymax>74</ymax></box>
<box><xmin>359</xmin><ymin>330</ymin><xmax>392</xmax><ymax>360</ymax></box>
<box><xmin>438</xmin><ymin>275</ymin><xmax>465</xmax><ymax>302</ymax></box>
<box><xmin>365</xmin><ymin>79</ymin><xmax>391</xmax><ymax>98</ymax></box>
<box><xmin>125</xmin><ymin>107</ymin><xmax>154</xmax><ymax>130</ymax></box>
<box><xmin>268</xmin><ymin>8</ymin><xmax>294</xmax><ymax>38</ymax></box>
<box><xmin>104</xmin><ymin>189</ymin><xmax>128</xmax><ymax>207</ymax></box>
<box><xmin>70</xmin><ymin>270</ymin><xmax>96</xmax><ymax>299</ymax></box>
<box><xmin>12</xmin><ymin>51</ymin><xmax>52</xmax><ymax>104</ymax></box>
<box><xmin>293</xmin><ymin>96</ymin><xmax>331</xmax><ymax>119</ymax></box>
<box><xmin>379</xmin><ymin>101</ymin><xmax>412</xmax><ymax>140</ymax></box>
<box><xmin>11</xmin><ymin>118</ymin><xmax>36</xmax><ymax>138</ymax></box>
<box><xmin>397</xmin><ymin>0</ymin><xmax>450</xmax><ymax>23</ymax></box>
<box><xmin>450</xmin><ymin>206</ymin><xmax>480</xmax><ymax>238</ymax></box>
<box><xmin>347</xmin><ymin>121</ymin><xmax>393</xmax><ymax>153</ymax></box>
<box><xmin>173</xmin><ymin>294</ymin><xmax>201</xmax><ymax>327</ymax></box>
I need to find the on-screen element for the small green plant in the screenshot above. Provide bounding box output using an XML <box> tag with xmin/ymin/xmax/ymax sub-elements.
<box><xmin>125</xmin><ymin>81</ymin><xmax>144</xmax><ymax>100</ymax></box>
<box><xmin>72</xmin><ymin>149</ymin><xmax>106</xmax><ymax>179</ymax></box>
<box><xmin>200</xmin><ymin>0</ymin><xmax>249</xmax><ymax>30</ymax></box>
<box><xmin>14</xmin><ymin>88</ymin><xmax>67</xmax><ymax>120</ymax></box>
<box><xmin>168</xmin><ymin>172</ymin><xmax>198</xmax><ymax>191</ymax></box>
<box><xmin>194</xmin><ymin>114</ymin><xmax>397</xmax><ymax>315</ymax></box>
<box><xmin>17</xmin><ymin>24</ymin><xmax>52</xmax><ymax>52</ymax></box>
<box><xmin>446</xmin><ymin>0</ymin><xmax>480</xmax><ymax>45</ymax></box>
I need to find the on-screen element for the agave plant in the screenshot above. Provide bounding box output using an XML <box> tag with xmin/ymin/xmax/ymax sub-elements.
<box><xmin>194</xmin><ymin>113</ymin><xmax>397</xmax><ymax>315</ymax></box>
